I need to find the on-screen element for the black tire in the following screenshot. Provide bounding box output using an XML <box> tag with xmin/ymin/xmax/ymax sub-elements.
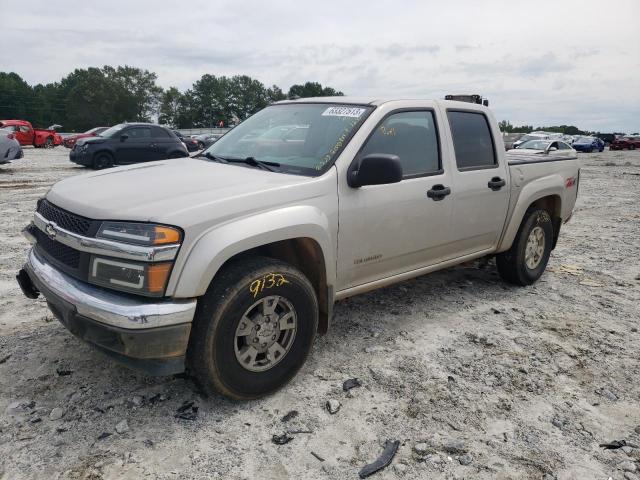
<box><xmin>197</xmin><ymin>141</ymin><xmax>205</xmax><ymax>150</ymax></box>
<box><xmin>92</xmin><ymin>152</ymin><xmax>113</xmax><ymax>170</ymax></box>
<box><xmin>188</xmin><ymin>256</ymin><xmax>318</xmax><ymax>400</ymax></box>
<box><xmin>631</xmin><ymin>145</ymin><xmax>636</xmax><ymax>151</ymax></box>
<box><xmin>496</xmin><ymin>208</ymin><xmax>553</xmax><ymax>286</ymax></box>
<box><xmin>45</xmin><ymin>137</ymin><xmax>54</xmax><ymax>148</ymax></box>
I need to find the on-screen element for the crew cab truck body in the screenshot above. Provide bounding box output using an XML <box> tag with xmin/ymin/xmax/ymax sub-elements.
<box><xmin>0</xmin><ymin>120</ymin><xmax>63</xmax><ymax>148</ymax></box>
<box><xmin>17</xmin><ymin>97</ymin><xmax>580</xmax><ymax>400</ymax></box>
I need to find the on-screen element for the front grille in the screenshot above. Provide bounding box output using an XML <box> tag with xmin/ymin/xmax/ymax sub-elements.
<box><xmin>33</xmin><ymin>228</ymin><xmax>80</xmax><ymax>269</ymax></box>
<box><xmin>37</xmin><ymin>199</ymin><xmax>93</xmax><ymax>236</ymax></box>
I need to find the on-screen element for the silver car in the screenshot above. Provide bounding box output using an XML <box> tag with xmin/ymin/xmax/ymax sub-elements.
<box><xmin>0</xmin><ymin>128</ymin><xmax>23</xmax><ymax>164</ymax></box>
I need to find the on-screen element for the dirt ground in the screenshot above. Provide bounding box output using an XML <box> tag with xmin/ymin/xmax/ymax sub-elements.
<box><xmin>0</xmin><ymin>147</ymin><xmax>639</xmax><ymax>480</ymax></box>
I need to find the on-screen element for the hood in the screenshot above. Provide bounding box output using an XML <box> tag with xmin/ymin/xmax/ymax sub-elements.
<box><xmin>76</xmin><ymin>136</ymin><xmax>106</xmax><ymax>146</ymax></box>
<box><xmin>46</xmin><ymin>158</ymin><xmax>322</xmax><ymax>228</ymax></box>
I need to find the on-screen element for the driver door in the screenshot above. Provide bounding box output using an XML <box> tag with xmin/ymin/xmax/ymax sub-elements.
<box><xmin>337</xmin><ymin>109</ymin><xmax>453</xmax><ymax>290</ymax></box>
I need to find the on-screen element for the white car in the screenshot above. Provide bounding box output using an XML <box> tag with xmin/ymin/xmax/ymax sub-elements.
<box><xmin>512</xmin><ymin>132</ymin><xmax>562</xmax><ymax>149</ymax></box>
<box><xmin>0</xmin><ymin>128</ymin><xmax>23</xmax><ymax>164</ymax></box>
<box><xmin>511</xmin><ymin>139</ymin><xmax>576</xmax><ymax>156</ymax></box>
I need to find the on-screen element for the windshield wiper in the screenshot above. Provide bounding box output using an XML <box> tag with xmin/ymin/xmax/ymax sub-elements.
<box><xmin>194</xmin><ymin>151</ymin><xmax>229</xmax><ymax>163</ymax></box>
<box><xmin>224</xmin><ymin>156</ymin><xmax>280</xmax><ymax>172</ymax></box>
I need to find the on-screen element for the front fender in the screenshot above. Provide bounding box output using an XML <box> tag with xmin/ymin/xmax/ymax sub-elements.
<box><xmin>167</xmin><ymin>205</ymin><xmax>335</xmax><ymax>298</ymax></box>
<box><xmin>497</xmin><ymin>174</ymin><xmax>564</xmax><ymax>252</ymax></box>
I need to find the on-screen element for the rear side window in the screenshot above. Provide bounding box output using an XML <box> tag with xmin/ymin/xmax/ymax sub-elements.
<box><xmin>359</xmin><ymin>110</ymin><xmax>440</xmax><ymax>178</ymax></box>
<box><xmin>447</xmin><ymin>111</ymin><xmax>496</xmax><ymax>170</ymax></box>
<box><xmin>153</xmin><ymin>127</ymin><xmax>171</xmax><ymax>138</ymax></box>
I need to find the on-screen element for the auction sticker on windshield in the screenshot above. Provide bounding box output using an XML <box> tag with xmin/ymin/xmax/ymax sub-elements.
<box><xmin>322</xmin><ymin>106</ymin><xmax>367</xmax><ymax>118</ymax></box>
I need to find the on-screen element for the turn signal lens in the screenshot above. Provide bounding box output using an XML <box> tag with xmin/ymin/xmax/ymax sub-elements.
<box><xmin>153</xmin><ymin>226</ymin><xmax>181</xmax><ymax>245</ymax></box>
<box><xmin>148</xmin><ymin>263</ymin><xmax>173</xmax><ymax>293</ymax></box>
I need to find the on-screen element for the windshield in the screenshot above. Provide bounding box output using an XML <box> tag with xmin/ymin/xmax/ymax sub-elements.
<box><xmin>98</xmin><ymin>124</ymin><xmax>127</xmax><ymax>138</ymax></box>
<box><xmin>204</xmin><ymin>103</ymin><xmax>373</xmax><ymax>176</ymax></box>
<box><xmin>518</xmin><ymin>140</ymin><xmax>551</xmax><ymax>150</ymax></box>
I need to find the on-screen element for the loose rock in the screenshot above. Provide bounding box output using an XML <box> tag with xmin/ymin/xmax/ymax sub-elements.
<box><xmin>115</xmin><ymin>420</ymin><xmax>129</xmax><ymax>434</ymax></box>
<box><xmin>325</xmin><ymin>399</ymin><xmax>341</xmax><ymax>414</ymax></box>
<box><xmin>458</xmin><ymin>454</ymin><xmax>473</xmax><ymax>465</ymax></box>
<box><xmin>49</xmin><ymin>408</ymin><xmax>64</xmax><ymax>421</ymax></box>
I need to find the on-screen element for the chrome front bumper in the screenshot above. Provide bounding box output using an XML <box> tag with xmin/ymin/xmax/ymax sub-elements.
<box><xmin>23</xmin><ymin>248</ymin><xmax>196</xmax><ymax>330</ymax></box>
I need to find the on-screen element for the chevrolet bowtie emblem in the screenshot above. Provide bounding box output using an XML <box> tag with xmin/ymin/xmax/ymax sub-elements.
<box><xmin>45</xmin><ymin>222</ymin><xmax>57</xmax><ymax>241</ymax></box>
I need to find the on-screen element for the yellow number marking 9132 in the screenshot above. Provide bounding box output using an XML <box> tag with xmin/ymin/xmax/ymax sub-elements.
<box><xmin>249</xmin><ymin>273</ymin><xmax>290</xmax><ymax>298</ymax></box>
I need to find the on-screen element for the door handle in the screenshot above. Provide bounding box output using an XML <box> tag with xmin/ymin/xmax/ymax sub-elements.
<box><xmin>488</xmin><ymin>177</ymin><xmax>506</xmax><ymax>191</ymax></box>
<box><xmin>427</xmin><ymin>184</ymin><xmax>451</xmax><ymax>201</ymax></box>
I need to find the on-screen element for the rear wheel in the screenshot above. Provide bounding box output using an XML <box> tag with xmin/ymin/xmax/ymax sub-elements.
<box><xmin>92</xmin><ymin>152</ymin><xmax>113</xmax><ymax>170</ymax></box>
<box><xmin>197</xmin><ymin>141</ymin><xmax>205</xmax><ymax>150</ymax></box>
<box><xmin>631</xmin><ymin>145</ymin><xmax>636</xmax><ymax>150</ymax></box>
<box><xmin>44</xmin><ymin>137</ymin><xmax>54</xmax><ymax>149</ymax></box>
<box><xmin>188</xmin><ymin>256</ymin><xmax>318</xmax><ymax>400</ymax></box>
<box><xmin>496</xmin><ymin>208</ymin><xmax>553</xmax><ymax>286</ymax></box>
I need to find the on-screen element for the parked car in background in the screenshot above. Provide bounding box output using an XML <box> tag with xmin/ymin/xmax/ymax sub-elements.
<box><xmin>512</xmin><ymin>132</ymin><xmax>562</xmax><ymax>149</ymax></box>
<box><xmin>172</xmin><ymin>131</ymin><xmax>200</xmax><ymax>152</ymax></box>
<box><xmin>609</xmin><ymin>136</ymin><xmax>640</xmax><ymax>150</ymax></box>
<box><xmin>69</xmin><ymin>123</ymin><xmax>188</xmax><ymax>169</ymax></box>
<box><xmin>194</xmin><ymin>133</ymin><xmax>224</xmax><ymax>149</ymax></box>
<box><xmin>511</xmin><ymin>139</ymin><xmax>576</xmax><ymax>157</ymax></box>
<box><xmin>0</xmin><ymin>128</ymin><xmax>23</xmax><ymax>164</ymax></box>
<box><xmin>0</xmin><ymin>120</ymin><xmax>63</xmax><ymax>148</ymax></box>
<box><xmin>572</xmin><ymin>136</ymin><xmax>605</xmax><ymax>153</ymax></box>
<box><xmin>595</xmin><ymin>133</ymin><xmax>616</xmax><ymax>145</ymax></box>
<box><xmin>63</xmin><ymin>127</ymin><xmax>109</xmax><ymax>148</ymax></box>
<box><xmin>503</xmin><ymin>133</ymin><xmax>524</xmax><ymax>150</ymax></box>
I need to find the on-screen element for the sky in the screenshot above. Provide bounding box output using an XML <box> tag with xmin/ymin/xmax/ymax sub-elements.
<box><xmin>1</xmin><ymin>0</ymin><xmax>639</xmax><ymax>132</ymax></box>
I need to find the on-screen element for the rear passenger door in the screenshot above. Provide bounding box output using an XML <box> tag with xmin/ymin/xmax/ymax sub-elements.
<box><xmin>337</xmin><ymin>109</ymin><xmax>454</xmax><ymax>289</ymax></box>
<box><xmin>152</xmin><ymin>127</ymin><xmax>173</xmax><ymax>159</ymax></box>
<box><xmin>444</xmin><ymin>109</ymin><xmax>510</xmax><ymax>255</ymax></box>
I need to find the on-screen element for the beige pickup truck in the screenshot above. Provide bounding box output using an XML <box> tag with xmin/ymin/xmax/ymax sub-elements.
<box><xmin>17</xmin><ymin>96</ymin><xmax>580</xmax><ymax>399</ymax></box>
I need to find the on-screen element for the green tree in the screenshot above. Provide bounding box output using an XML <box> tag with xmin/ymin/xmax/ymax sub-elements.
<box><xmin>287</xmin><ymin>82</ymin><xmax>344</xmax><ymax>99</ymax></box>
<box><xmin>266</xmin><ymin>85</ymin><xmax>287</xmax><ymax>103</ymax></box>
<box><xmin>0</xmin><ymin>72</ymin><xmax>34</xmax><ymax>120</ymax></box>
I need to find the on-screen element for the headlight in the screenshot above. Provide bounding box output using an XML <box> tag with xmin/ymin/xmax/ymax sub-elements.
<box><xmin>97</xmin><ymin>222</ymin><xmax>181</xmax><ymax>246</ymax></box>
<box><xmin>89</xmin><ymin>256</ymin><xmax>173</xmax><ymax>297</ymax></box>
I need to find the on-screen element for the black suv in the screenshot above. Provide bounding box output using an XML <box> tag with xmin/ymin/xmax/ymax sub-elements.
<box><xmin>70</xmin><ymin>123</ymin><xmax>188</xmax><ymax>169</ymax></box>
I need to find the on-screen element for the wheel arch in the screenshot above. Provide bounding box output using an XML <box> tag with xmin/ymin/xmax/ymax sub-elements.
<box><xmin>169</xmin><ymin>207</ymin><xmax>336</xmax><ymax>334</ymax></box>
<box><xmin>498</xmin><ymin>186</ymin><xmax>563</xmax><ymax>253</ymax></box>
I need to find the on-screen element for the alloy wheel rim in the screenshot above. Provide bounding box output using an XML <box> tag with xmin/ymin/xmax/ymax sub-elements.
<box><xmin>525</xmin><ymin>226</ymin><xmax>545</xmax><ymax>269</ymax></box>
<box><xmin>233</xmin><ymin>295</ymin><xmax>297</xmax><ymax>372</ymax></box>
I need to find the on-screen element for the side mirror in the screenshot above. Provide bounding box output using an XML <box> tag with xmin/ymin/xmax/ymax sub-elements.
<box><xmin>348</xmin><ymin>154</ymin><xmax>403</xmax><ymax>188</ymax></box>
<box><xmin>120</xmin><ymin>134</ymin><xmax>129</xmax><ymax>142</ymax></box>
<box><xmin>547</xmin><ymin>146</ymin><xmax>558</xmax><ymax>152</ymax></box>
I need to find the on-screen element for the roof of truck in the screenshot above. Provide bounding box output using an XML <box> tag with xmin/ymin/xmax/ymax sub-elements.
<box><xmin>277</xmin><ymin>96</ymin><xmax>488</xmax><ymax>108</ymax></box>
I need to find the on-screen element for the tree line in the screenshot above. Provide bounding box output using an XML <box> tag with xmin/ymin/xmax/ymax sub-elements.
<box><xmin>498</xmin><ymin>120</ymin><xmax>609</xmax><ymax>136</ymax></box>
<box><xmin>0</xmin><ymin>67</ymin><xmax>343</xmax><ymax>132</ymax></box>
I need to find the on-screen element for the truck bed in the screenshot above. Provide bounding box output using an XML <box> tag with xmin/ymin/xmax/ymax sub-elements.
<box><xmin>506</xmin><ymin>152</ymin><xmax>578</xmax><ymax>165</ymax></box>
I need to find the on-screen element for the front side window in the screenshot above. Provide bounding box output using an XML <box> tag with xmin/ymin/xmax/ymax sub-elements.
<box><xmin>447</xmin><ymin>111</ymin><xmax>496</xmax><ymax>169</ymax></box>
<box><xmin>359</xmin><ymin>111</ymin><xmax>440</xmax><ymax>177</ymax></box>
<box><xmin>126</xmin><ymin>127</ymin><xmax>151</xmax><ymax>139</ymax></box>
<box><xmin>205</xmin><ymin>103</ymin><xmax>373</xmax><ymax>176</ymax></box>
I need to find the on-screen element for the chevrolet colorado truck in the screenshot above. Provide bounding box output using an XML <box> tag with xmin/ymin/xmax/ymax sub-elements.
<box><xmin>17</xmin><ymin>97</ymin><xmax>580</xmax><ymax>400</ymax></box>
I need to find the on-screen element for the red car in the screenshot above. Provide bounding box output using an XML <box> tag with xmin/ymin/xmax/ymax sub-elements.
<box><xmin>63</xmin><ymin>127</ymin><xmax>109</xmax><ymax>148</ymax></box>
<box><xmin>609</xmin><ymin>136</ymin><xmax>640</xmax><ymax>150</ymax></box>
<box><xmin>0</xmin><ymin>120</ymin><xmax>63</xmax><ymax>148</ymax></box>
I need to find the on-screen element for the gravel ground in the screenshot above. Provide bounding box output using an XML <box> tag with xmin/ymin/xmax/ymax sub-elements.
<box><xmin>0</xmin><ymin>147</ymin><xmax>639</xmax><ymax>480</ymax></box>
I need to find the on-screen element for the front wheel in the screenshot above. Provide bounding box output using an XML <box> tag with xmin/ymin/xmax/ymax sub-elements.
<box><xmin>92</xmin><ymin>153</ymin><xmax>113</xmax><ymax>170</ymax></box>
<box><xmin>631</xmin><ymin>145</ymin><xmax>636</xmax><ymax>151</ymax></box>
<box><xmin>188</xmin><ymin>256</ymin><xmax>318</xmax><ymax>400</ymax></box>
<box><xmin>44</xmin><ymin>137</ymin><xmax>54</xmax><ymax>148</ymax></box>
<box><xmin>496</xmin><ymin>208</ymin><xmax>553</xmax><ymax>286</ymax></box>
